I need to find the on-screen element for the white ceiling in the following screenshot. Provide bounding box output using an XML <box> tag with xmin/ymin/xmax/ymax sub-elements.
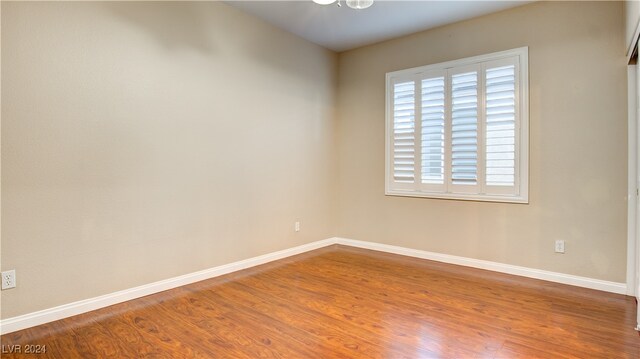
<box><xmin>225</xmin><ymin>0</ymin><xmax>531</xmax><ymax>52</ymax></box>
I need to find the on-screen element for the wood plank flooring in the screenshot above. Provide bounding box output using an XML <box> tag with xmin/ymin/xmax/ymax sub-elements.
<box><xmin>1</xmin><ymin>245</ymin><xmax>639</xmax><ymax>358</ymax></box>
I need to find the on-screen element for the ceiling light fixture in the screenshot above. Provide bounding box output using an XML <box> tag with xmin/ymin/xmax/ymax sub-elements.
<box><xmin>312</xmin><ymin>0</ymin><xmax>373</xmax><ymax>10</ymax></box>
<box><xmin>345</xmin><ymin>0</ymin><xmax>373</xmax><ymax>10</ymax></box>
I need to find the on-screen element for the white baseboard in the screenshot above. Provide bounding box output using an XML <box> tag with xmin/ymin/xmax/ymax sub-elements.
<box><xmin>0</xmin><ymin>236</ymin><xmax>627</xmax><ymax>334</ymax></box>
<box><xmin>0</xmin><ymin>238</ymin><xmax>336</xmax><ymax>335</ymax></box>
<box><xmin>334</xmin><ymin>237</ymin><xmax>627</xmax><ymax>295</ymax></box>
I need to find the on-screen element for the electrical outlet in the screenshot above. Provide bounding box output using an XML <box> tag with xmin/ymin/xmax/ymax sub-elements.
<box><xmin>555</xmin><ymin>240</ymin><xmax>565</xmax><ymax>254</ymax></box>
<box><xmin>294</xmin><ymin>221</ymin><xmax>300</xmax><ymax>232</ymax></box>
<box><xmin>2</xmin><ymin>270</ymin><xmax>16</xmax><ymax>290</ymax></box>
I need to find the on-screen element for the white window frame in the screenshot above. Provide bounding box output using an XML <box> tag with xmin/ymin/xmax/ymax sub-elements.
<box><xmin>385</xmin><ymin>47</ymin><xmax>529</xmax><ymax>203</ymax></box>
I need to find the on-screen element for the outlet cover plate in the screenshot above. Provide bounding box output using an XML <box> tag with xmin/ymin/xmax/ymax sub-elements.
<box><xmin>555</xmin><ymin>240</ymin><xmax>565</xmax><ymax>254</ymax></box>
<box><xmin>2</xmin><ymin>269</ymin><xmax>16</xmax><ymax>290</ymax></box>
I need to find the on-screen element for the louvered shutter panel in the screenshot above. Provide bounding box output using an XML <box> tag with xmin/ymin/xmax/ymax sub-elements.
<box><xmin>392</xmin><ymin>80</ymin><xmax>416</xmax><ymax>186</ymax></box>
<box><xmin>450</xmin><ymin>69</ymin><xmax>480</xmax><ymax>191</ymax></box>
<box><xmin>484</xmin><ymin>58</ymin><xmax>519</xmax><ymax>195</ymax></box>
<box><xmin>421</xmin><ymin>76</ymin><xmax>446</xmax><ymax>187</ymax></box>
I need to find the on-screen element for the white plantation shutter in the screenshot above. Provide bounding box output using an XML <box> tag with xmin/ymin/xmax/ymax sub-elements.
<box><xmin>484</xmin><ymin>59</ymin><xmax>518</xmax><ymax>195</ymax></box>
<box><xmin>449</xmin><ymin>68</ymin><xmax>480</xmax><ymax>192</ymax></box>
<box><xmin>386</xmin><ymin>47</ymin><xmax>528</xmax><ymax>202</ymax></box>
<box><xmin>392</xmin><ymin>80</ymin><xmax>416</xmax><ymax>186</ymax></box>
<box><xmin>420</xmin><ymin>75</ymin><xmax>446</xmax><ymax>189</ymax></box>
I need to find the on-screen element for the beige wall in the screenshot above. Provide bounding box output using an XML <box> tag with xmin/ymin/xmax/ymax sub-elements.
<box><xmin>336</xmin><ymin>1</ymin><xmax>628</xmax><ymax>282</ymax></box>
<box><xmin>1</xmin><ymin>2</ymin><xmax>337</xmax><ymax>318</ymax></box>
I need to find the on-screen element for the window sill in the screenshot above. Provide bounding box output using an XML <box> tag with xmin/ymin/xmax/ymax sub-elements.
<box><xmin>385</xmin><ymin>189</ymin><xmax>529</xmax><ymax>204</ymax></box>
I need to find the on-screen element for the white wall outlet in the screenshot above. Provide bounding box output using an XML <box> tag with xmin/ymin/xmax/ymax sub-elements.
<box><xmin>2</xmin><ymin>270</ymin><xmax>16</xmax><ymax>290</ymax></box>
<box><xmin>294</xmin><ymin>221</ymin><xmax>300</xmax><ymax>232</ymax></box>
<box><xmin>555</xmin><ymin>240</ymin><xmax>565</xmax><ymax>254</ymax></box>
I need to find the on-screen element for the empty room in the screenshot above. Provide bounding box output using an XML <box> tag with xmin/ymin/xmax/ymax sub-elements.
<box><xmin>1</xmin><ymin>0</ymin><xmax>640</xmax><ymax>357</ymax></box>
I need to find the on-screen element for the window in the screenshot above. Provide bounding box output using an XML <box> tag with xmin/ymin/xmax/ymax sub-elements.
<box><xmin>385</xmin><ymin>47</ymin><xmax>529</xmax><ymax>203</ymax></box>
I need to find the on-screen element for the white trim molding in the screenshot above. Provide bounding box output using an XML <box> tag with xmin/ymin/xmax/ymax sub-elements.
<box><xmin>627</xmin><ymin>64</ymin><xmax>638</xmax><ymax>297</ymax></box>
<box><xmin>334</xmin><ymin>238</ymin><xmax>627</xmax><ymax>295</ymax></box>
<box><xmin>0</xmin><ymin>239</ymin><xmax>335</xmax><ymax>335</ymax></box>
<box><xmin>0</xmin><ymin>237</ymin><xmax>627</xmax><ymax>335</ymax></box>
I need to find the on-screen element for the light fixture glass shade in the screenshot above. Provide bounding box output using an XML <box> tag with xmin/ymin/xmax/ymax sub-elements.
<box><xmin>313</xmin><ymin>0</ymin><xmax>337</xmax><ymax>5</ymax></box>
<box><xmin>346</xmin><ymin>0</ymin><xmax>373</xmax><ymax>9</ymax></box>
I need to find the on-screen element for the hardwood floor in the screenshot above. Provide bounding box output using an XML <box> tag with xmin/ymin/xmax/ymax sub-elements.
<box><xmin>2</xmin><ymin>245</ymin><xmax>639</xmax><ymax>358</ymax></box>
